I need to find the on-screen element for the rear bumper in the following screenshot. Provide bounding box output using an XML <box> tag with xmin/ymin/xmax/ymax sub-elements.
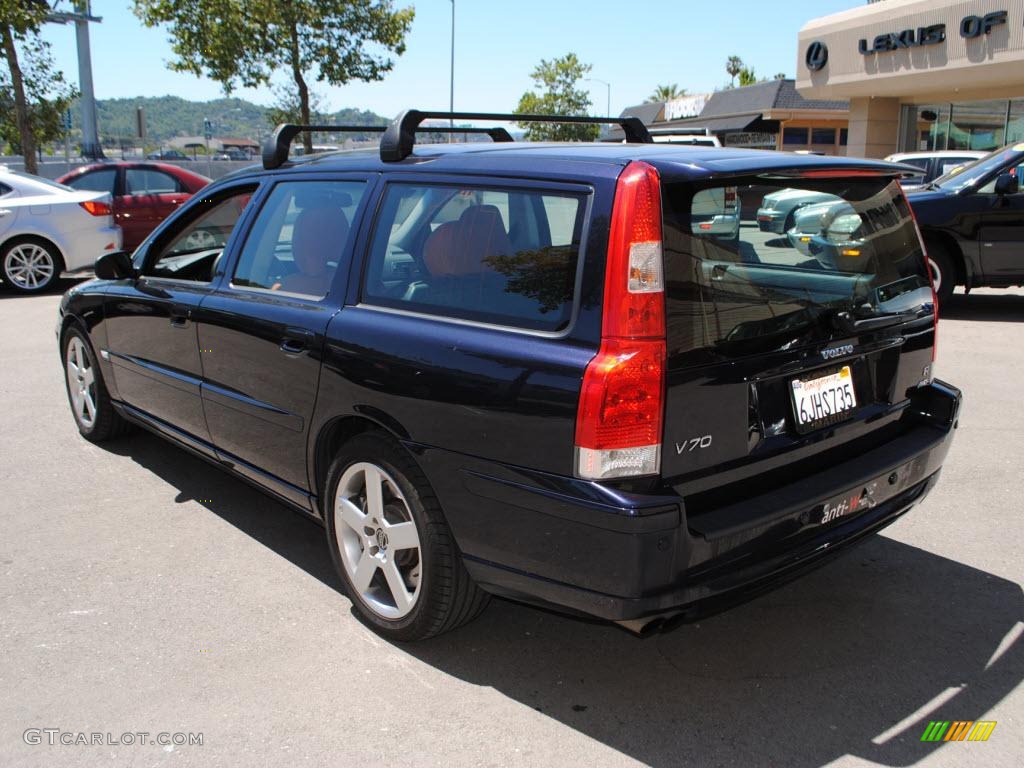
<box><xmin>418</xmin><ymin>380</ymin><xmax>962</xmax><ymax>622</ymax></box>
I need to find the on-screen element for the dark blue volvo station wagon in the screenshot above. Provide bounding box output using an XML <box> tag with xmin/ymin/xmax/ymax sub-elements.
<box><xmin>58</xmin><ymin>112</ymin><xmax>962</xmax><ymax>640</ymax></box>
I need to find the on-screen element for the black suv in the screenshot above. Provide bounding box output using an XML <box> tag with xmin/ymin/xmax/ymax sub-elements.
<box><xmin>58</xmin><ymin>111</ymin><xmax>962</xmax><ymax>641</ymax></box>
<box><xmin>906</xmin><ymin>143</ymin><xmax>1024</xmax><ymax>304</ymax></box>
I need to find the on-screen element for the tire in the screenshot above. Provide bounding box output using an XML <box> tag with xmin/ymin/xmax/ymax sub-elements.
<box><xmin>62</xmin><ymin>326</ymin><xmax>129</xmax><ymax>442</ymax></box>
<box><xmin>2</xmin><ymin>237</ymin><xmax>64</xmax><ymax>293</ymax></box>
<box><xmin>324</xmin><ymin>432</ymin><xmax>489</xmax><ymax>641</ymax></box>
<box><xmin>925</xmin><ymin>240</ymin><xmax>956</xmax><ymax>306</ymax></box>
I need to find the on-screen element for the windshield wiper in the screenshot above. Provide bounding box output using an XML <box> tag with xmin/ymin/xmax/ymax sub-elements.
<box><xmin>831</xmin><ymin>308</ymin><xmax>923</xmax><ymax>334</ymax></box>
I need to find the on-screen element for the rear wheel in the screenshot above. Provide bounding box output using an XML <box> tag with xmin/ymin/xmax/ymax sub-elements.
<box><xmin>325</xmin><ymin>432</ymin><xmax>489</xmax><ymax>641</ymax></box>
<box><xmin>2</xmin><ymin>238</ymin><xmax>64</xmax><ymax>293</ymax></box>
<box><xmin>925</xmin><ymin>240</ymin><xmax>956</xmax><ymax>306</ymax></box>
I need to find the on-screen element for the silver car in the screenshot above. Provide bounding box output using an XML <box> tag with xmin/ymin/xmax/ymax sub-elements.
<box><xmin>786</xmin><ymin>199</ymin><xmax>853</xmax><ymax>256</ymax></box>
<box><xmin>756</xmin><ymin>188</ymin><xmax>835</xmax><ymax>234</ymax></box>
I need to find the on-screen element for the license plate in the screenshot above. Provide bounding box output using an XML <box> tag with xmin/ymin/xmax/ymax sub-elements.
<box><xmin>790</xmin><ymin>365</ymin><xmax>857</xmax><ymax>432</ymax></box>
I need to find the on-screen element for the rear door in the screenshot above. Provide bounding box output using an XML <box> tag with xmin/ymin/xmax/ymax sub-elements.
<box><xmin>122</xmin><ymin>166</ymin><xmax>191</xmax><ymax>249</ymax></box>
<box><xmin>659</xmin><ymin>174</ymin><xmax>936</xmax><ymax>496</ymax></box>
<box><xmin>0</xmin><ymin>181</ymin><xmax>16</xmax><ymax>239</ymax></box>
<box><xmin>194</xmin><ymin>176</ymin><xmax>371</xmax><ymax>507</ymax></box>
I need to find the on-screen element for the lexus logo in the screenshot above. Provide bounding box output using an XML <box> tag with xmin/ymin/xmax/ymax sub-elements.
<box><xmin>806</xmin><ymin>41</ymin><xmax>829</xmax><ymax>72</ymax></box>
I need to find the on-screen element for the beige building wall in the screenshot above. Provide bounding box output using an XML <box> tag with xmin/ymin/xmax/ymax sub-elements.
<box><xmin>795</xmin><ymin>0</ymin><xmax>1024</xmax><ymax>156</ymax></box>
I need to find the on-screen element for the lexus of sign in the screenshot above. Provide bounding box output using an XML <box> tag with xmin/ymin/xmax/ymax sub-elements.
<box><xmin>857</xmin><ymin>10</ymin><xmax>1008</xmax><ymax>55</ymax></box>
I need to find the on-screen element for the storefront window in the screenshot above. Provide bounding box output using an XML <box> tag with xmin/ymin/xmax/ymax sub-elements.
<box><xmin>1007</xmin><ymin>100</ymin><xmax>1024</xmax><ymax>144</ymax></box>
<box><xmin>900</xmin><ymin>104</ymin><xmax>950</xmax><ymax>152</ymax></box>
<box><xmin>948</xmin><ymin>100</ymin><xmax>1007</xmax><ymax>151</ymax></box>
<box><xmin>811</xmin><ymin>127</ymin><xmax>836</xmax><ymax>145</ymax></box>
<box><xmin>783</xmin><ymin>127</ymin><xmax>809</xmax><ymax>146</ymax></box>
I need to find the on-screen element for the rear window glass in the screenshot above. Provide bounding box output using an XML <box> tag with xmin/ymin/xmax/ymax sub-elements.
<box><xmin>662</xmin><ymin>177</ymin><xmax>932</xmax><ymax>357</ymax></box>
<box><xmin>362</xmin><ymin>183</ymin><xmax>586</xmax><ymax>332</ymax></box>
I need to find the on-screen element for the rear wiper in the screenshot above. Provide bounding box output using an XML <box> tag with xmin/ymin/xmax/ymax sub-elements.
<box><xmin>831</xmin><ymin>308</ymin><xmax>923</xmax><ymax>334</ymax></box>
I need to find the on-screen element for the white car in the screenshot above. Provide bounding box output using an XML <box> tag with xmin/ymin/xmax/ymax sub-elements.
<box><xmin>0</xmin><ymin>167</ymin><xmax>121</xmax><ymax>293</ymax></box>
<box><xmin>884</xmin><ymin>150</ymin><xmax>986</xmax><ymax>191</ymax></box>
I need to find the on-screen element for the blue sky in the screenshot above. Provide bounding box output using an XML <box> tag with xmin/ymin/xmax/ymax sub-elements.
<box><xmin>42</xmin><ymin>0</ymin><xmax>862</xmax><ymax>116</ymax></box>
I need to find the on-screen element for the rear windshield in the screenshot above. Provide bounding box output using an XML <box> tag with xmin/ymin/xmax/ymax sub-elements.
<box><xmin>662</xmin><ymin>177</ymin><xmax>931</xmax><ymax>358</ymax></box>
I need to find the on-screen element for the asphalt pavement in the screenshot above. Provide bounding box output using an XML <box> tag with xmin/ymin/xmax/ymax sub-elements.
<box><xmin>1</xmin><ymin>286</ymin><xmax>1022</xmax><ymax>768</ymax></box>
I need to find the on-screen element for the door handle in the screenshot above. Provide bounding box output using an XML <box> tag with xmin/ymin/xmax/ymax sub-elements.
<box><xmin>280</xmin><ymin>328</ymin><xmax>314</xmax><ymax>355</ymax></box>
<box><xmin>169</xmin><ymin>314</ymin><xmax>189</xmax><ymax>328</ymax></box>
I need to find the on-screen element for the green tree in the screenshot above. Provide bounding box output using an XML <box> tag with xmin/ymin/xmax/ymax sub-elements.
<box><xmin>738</xmin><ymin>67</ymin><xmax>758</xmax><ymax>87</ymax></box>
<box><xmin>646</xmin><ymin>83</ymin><xmax>686</xmax><ymax>103</ymax></box>
<box><xmin>514</xmin><ymin>53</ymin><xmax>598</xmax><ymax>142</ymax></box>
<box><xmin>133</xmin><ymin>0</ymin><xmax>414</xmax><ymax>153</ymax></box>
<box><xmin>0</xmin><ymin>0</ymin><xmax>67</xmax><ymax>173</ymax></box>
<box><xmin>725</xmin><ymin>55</ymin><xmax>743</xmax><ymax>88</ymax></box>
<box><xmin>0</xmin><ymin>35</ymin><xmax>77</xmax><ymax>161</ymax></box>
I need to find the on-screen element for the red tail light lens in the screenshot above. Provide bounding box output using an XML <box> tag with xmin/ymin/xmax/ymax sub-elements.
<box><xmin>575</xmin><ymin>161</ymin><xmax>666</xmax><ymax>480</ymax></box>
<box><xmin>80</xmin><ymin>200</ymin><xmax>112</xmax><ymax>216</ymax></box>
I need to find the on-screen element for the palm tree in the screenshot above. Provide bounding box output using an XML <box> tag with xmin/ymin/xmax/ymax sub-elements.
<box><xmin>726</xmin><ymin>56</ymin><xmax>743</xmax><ymax>88</ymax></box>
<box><xmin>646</xmin><ymin>83</ymin><xmax>686</xmax><ymax>103</ymax></box>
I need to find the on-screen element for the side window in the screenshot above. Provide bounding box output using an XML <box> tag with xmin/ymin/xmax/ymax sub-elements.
<box><xmin>978</xmin><ymin>160</ymin><xmax>1024</xmax><ymax>194</ymax></box>
<box><xmin>126</xmin><ymin>168</ymin><xmax>181</xmax><ymax>195</ymax></box>
<box><xmin>0</xmin><ymin>182</ymin><xmax>12</xmax><ymax>197</ymax></box>
<box><xmin>363</xmin><ymin>183</ymin><xmax>585</xmax><ymax>332</ymax></box>
<box><xmin>143</xmin><ymin>188</ymin><xmax>255</xmax><ymax>281</ymax></box>
<box><xmin>231</xmin><ymin>180</ymin><xmax>364</xmax><ymax>299</ymax></box>
<box><xmin>66</xmin><ymin>168</ymin><xmax>117</xmax><ymax>195</ymax></box>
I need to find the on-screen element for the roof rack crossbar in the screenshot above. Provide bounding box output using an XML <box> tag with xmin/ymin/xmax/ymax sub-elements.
<box><xmin>380</xmin><ymin>110</ymin><xmax>652</xmax><ymax>162</ymax></box>
<box><xmin>262</xmin><ymin>123</ymin><xmax>514</xmax><ymax>169</ymax></box>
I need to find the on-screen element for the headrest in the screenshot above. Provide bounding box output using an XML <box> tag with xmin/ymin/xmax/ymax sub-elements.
<box><xmin>423</xmin><ymin>204</ymin><xmax>513</xmax><ymax>277</ymax></box>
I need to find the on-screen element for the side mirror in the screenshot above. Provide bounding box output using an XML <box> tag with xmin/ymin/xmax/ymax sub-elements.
<box><xmin>994</xmin><ymin>172</ymin><xmax>1019</xmax><ymax>196</ymax></box>
<box><xmin>94</xmin><ymin>250</ymin><xmax>136</xmax><ymax>280</ymax></box>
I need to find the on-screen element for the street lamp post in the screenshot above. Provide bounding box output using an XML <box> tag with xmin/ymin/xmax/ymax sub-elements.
<box><xmin>586</xmin><ymin>77</ymin><xmax>611</xmax><ymax>117</ymax></box>
<box><xmin>449</xmin><ymin>0</ymin><xmax>455</xmax><ymax>141</ymax></box>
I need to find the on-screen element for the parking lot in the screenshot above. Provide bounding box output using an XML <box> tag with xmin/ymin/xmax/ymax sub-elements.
<box><xmin>2</xmin><ymin>286</ymin><xmax>1022</xmax><ymax>767</ymax></box>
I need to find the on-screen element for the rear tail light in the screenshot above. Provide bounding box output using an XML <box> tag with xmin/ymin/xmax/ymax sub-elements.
<box><xmin>575</xmin><ymin>161</ymin><xmax>666</xmax><ymax>480</ymax></box>
<box><xmin>80</xmin><ymin>200</ymin><xmax>112</xmax><ymax>216</ymax></box>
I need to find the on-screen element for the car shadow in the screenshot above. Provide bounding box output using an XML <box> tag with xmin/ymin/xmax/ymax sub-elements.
<box><xmin>942</xmin><ymin>291</ymin><xmax>1024</xmax><ymax>322</ymax></box>
<box><xmin>105</xmin><ymin>429</ymin><xmax>1023</xmax><ymax>767</ymax></box>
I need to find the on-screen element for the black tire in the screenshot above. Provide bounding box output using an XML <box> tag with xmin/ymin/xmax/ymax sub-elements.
<box><xmin>61</xmin><ymin>325</ymin><xmax>130</xmax><ymax>442</ymax></box>
<box><xmin>324</xmin><ymin>432</ymin><xmax>489</xmax><ymax>641</ymax></box>
<box><xmin>2</xmin><ymin>237</ymin><xmax>64</xmax><ymax>294</ymax></box>
<box><xmin>925</xmin><ymin>239</ymin><xmax>956</xmax><ymax>306</ymax></box>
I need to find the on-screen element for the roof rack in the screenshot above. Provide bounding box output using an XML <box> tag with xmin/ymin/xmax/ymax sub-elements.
<box><xmin>262</xmin><ymin>123</ymin><xmax>514</xmax><ymax>169</ymax></box>
<box><xmin>379</xmin><ymin>110</ymin><xmax>652</xmax><ymax>162</ymax></box>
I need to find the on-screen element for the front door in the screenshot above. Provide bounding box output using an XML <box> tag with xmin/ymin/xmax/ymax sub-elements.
<box><xmin>103</xmin><ymin>184</ymin><xmax>257</xmax><ymax>450</ymax></box>
<box><xmin>977</xmin><ymin>157</ymin><xmax>1024</xmax><ymax>282</ymax></box>
<box><xmin>195</xmin><ymin>177</ymin><xmax>370</xmax><ymax>504</ymax></box>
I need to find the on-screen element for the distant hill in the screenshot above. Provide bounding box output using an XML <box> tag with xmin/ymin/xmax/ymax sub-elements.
<box><xmin>72</xmin><ymin>95</ymin><xmax>389</xmax><ymax>147</ymax></box>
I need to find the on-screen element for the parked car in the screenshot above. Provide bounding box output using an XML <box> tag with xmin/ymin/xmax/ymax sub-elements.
<box><xmin>57</xmin><ymin>113</ymin><xmax>961</xmax><ymax>642</ymax></box>
<box><xmin>0</xmin><ymin>167</ymin><xmax>120</xmax><ymax>293</ymax></box>
<box><xmin>57</xmin><ymin>162</ymin><xmax>210</xmax><ymax>250</ymax></box>
<box><xmin>905</xmin><ymin>143</ymin><xmax>1024</xmax><ymax>303</ymax></box>
<box><xmin>884</xmin><ymin>150</ymin><xmax>986</xmax><ymax>191</ymax></box>
<box><xmin>146</xmin><ymin>149</ymin><xmax>192</xmax><ymax>161</ymax></box>
<box><xmin>786</xmin><ymin>199</ymin><xmax>853</xmax><ymax>256</ymax></box>
<box><xmin>690</xmin><ymin>184</ymin><xmax>740</xmax><ymax>238</ymax></box>
<box><xmin>756</xmin><ymin>188</ymin><xmax>836</xmax><ymax>233</ymax></box>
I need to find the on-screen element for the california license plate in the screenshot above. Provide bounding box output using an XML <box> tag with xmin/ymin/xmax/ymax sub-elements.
<box><xmin>790</xmin><ymin>365</ymin><xmax>857</xmax><ymax>433</ymax></box>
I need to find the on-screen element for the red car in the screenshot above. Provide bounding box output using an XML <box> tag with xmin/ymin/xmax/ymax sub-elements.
<box><xmin>57</xmin><ymin>162</ymin><xmax>210</xmax><ymax>250</ymax></box>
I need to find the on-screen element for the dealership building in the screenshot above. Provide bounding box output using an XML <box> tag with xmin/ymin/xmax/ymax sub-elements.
<box><xmin>797</xmin><ymin>0</ymin><xmax>1024</xmax><ymax>157</ymax></box>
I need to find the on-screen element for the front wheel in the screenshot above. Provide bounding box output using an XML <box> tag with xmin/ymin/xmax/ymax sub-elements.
<box><xmin>325</xmin><ymin>432</ymin><xmax>489</xmax><ymax>641</ymax></box>
<box><xmin>2</xmin><ymin>238</ymin><xmax>64</xmax><ymax>293</ymax></box>
<box><xmin>925</xmin><ymin>241</ymin><xmax>956</xmax><ymax>306</ymax></box>
<box><xmin>62</xmin><ymin>327</ymin><xmax>129</xmax><ymax>442</ymax></box>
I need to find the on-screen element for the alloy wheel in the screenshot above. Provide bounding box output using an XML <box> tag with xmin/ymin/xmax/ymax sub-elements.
<box><xmin>334</xmin><ymin>462</ymin><xmax>422</xmax><ymax>620</ymax></box>
<box><xmin>4</xmin><ymin>243</ymin><xmax>55</xmax><ymax>291</ymax></box>
<box><xmin>65</xmin><ymin>336</ymin><xmax>97</xmax><ymax>429</ymax></box>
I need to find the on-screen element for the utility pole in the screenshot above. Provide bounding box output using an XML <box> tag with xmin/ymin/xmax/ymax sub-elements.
<box><xmin>586</xmin><ymin>78</ymin><xmax>611</xmax><ymax>117</ymax></box>
<box><xmin>449</xmin><ymin>0</ymin><xmax>455</xmax><ymax>141</ymax></box>
<box><xmin>47</xmin><ymin>1</ymin><xmax>104</xmax><ymax>160</ymax></box>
